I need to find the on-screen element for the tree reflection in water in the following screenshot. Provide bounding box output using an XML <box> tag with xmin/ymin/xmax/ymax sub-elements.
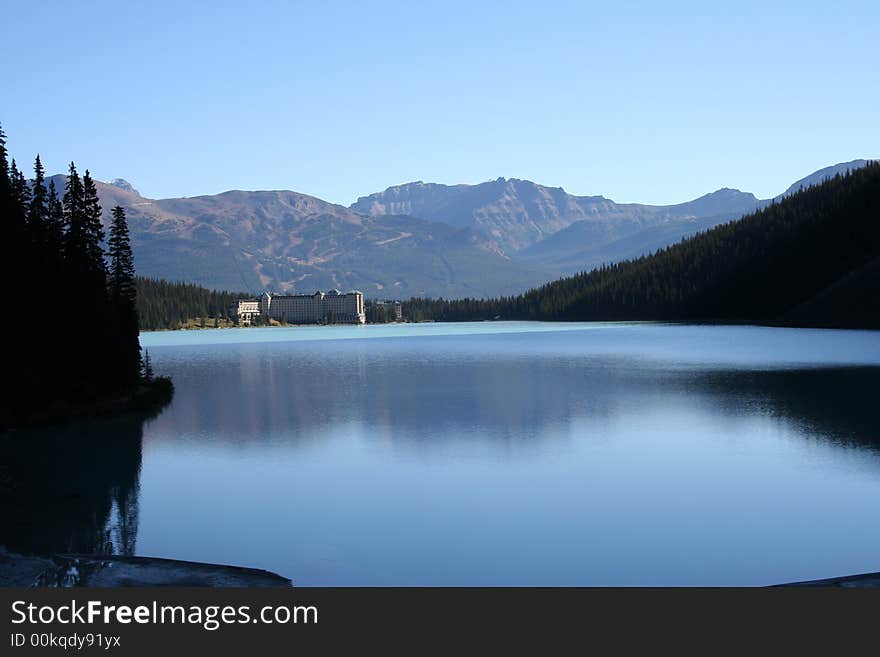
<box><xmin>690</xmin><ymin>366</ymin><xmax>880</xmax><ymax>453</ymax></box>
<box><xmin>1</xmin><ymin>413</ymin><xmax>146</xmax><ymax>557</ymax></box>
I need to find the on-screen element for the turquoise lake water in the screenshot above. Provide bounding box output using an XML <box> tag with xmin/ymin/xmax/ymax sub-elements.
<box><xmin>6</xmin><ymin>322</ymin><xmax>880</xmax><ymax>585</ymax></box>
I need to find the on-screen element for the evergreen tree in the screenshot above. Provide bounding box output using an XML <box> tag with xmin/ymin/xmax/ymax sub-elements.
<box><xmin>46</xmin><ymin>179</ymin><xmax>64</xmax><ymax>255</ymax></box>
<box><xmin>0</xmin><ymin>127</ymin><xmax>18</xmax><ymax>286</ymax></box>
<box><xmin>62</xmin><ymin>162</ymin><xmax>85</xmax><ymax>268</ymax></box>
<box><xmin>81</xmin><ymin>170</ymin><xmax>106</xmax><ymax>280</ymax></box>
<box><xmin>108</xmin><ymin>206</ymin><xmax>136</xmax><ymax>305</ymax></box>
<box><xmin>142</xmin><ymin>350</ymin><xmax>154</xmax><ymax>381</ymax></box>
<box><xmin>9</xmin><ymin>159</ymin><xmax>30</xmax><ymax>234</ymax></box>
<box><xmin>62</xmin><ymin>165</ymin><xmax>112</xmax><ymax>391</ymax></box>
<box><xmin>0</xmin><ymin>126</ymin><xmax>21</xmax><ymax>422</ymax></box>
<box><xmin>0</xmin><ymin>123</ymin><xmax>8</xmax><ymax>197</ymax></box>
<box><xmin>27</xmin><ymin>154</ymin><xmax>49</xmax><ymax>245</ymax></box>
<box><xmin>107</xmin><ymin>205</ymin><xmax>141</xmax><ymax>384</ymax></box>
<box><xmin>135</xmin><ymin>277</ymin><xmax>251</xmax><ymax>330</ymax></box>
<box><xmin>0</xmin><ymin>125</ymin><xmax>166</xmax><ymax>427</ymax></box>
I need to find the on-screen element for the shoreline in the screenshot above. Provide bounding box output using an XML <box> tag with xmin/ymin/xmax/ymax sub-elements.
<box><xmin>2</xmin><ymin>377</ymin><xmax>174</xmax><ymax>432</ymax></box>
<box><xmin>141</xmin><ymin>321</ymin><xmax>409</xmax><ymax>333</ymax></box>
<box><xmin>2</xmin><ymin>549</ymin><xmax>878</xmax><ymax>587</ymax></box>
<box><xmin>137</xmin><ymin>317</ymin><xmax>880</xmax><ymax>334</ymax></box>
<box><xmin>776</xmin><ymin>572</ymin><xmax>880</xmax><ymax>588</ymax></box>
<box><xmin>139</xmin><ymin>318</ymin><xmax>880</xmax><ymax>334</ymax></box>
<box><xmin>0</xmin><ymin>550</ymin><xmax>291</xmax><ymax>587</ymax></box>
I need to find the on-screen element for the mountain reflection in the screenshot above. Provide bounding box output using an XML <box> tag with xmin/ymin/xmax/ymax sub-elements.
<box><xmin>147</xmin><ymin>351</ymin><xmax>629</xmax><ymax>444</ymax></box>
<box><xmin>147</xmin><ymin>339</ymin><xmax>880</xmax><ymax>453</ymax></box>
<box><xmin>0</xmin><ymin>414</ymin><xmax>145</xmax><ymax>557</ymax></box>
<box><xmin>3</xmin><ymin>338</ymin><xmax>880</xmax><ymax>588</ymax></box>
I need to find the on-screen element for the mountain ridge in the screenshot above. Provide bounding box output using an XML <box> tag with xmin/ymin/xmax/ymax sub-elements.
<box><xmin>404</xmin><ymin>162</ymin><xmax>880</xmax><ymax>329</ymax></box>
<box><xmin>46</xmin><ymin>175</ymin><xmax>552</xmax><ymax>298</ymax></box>
<box><xmin>354</xmin><ymin>160</ymin><xmax>870</xmax><ymax>276</ymax></box>
<box><xmin>777</xmin><ymin>160</ymin><xmax>870</xmax><ymax>199</ymax></box>
<box><xmin>41</xmin><ymin>159</ymin><xmax>872</xmax><ymax>298</ymax></box>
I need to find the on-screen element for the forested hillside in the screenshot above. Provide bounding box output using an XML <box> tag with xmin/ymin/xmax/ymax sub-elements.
<box><xmin>405</xmin><ymin>162</ymin><xmax>880</xmax><ymax>329</ymax></box>
<box><xmin>136</xmin><ymin>277</ymin><xmax>249</xmax><ymax>330</ymax></box>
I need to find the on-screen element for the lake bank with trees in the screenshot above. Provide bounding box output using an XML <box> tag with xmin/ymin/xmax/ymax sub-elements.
<box><xmin>134</xmin><ymin>164</ymin><xmax>879</xmax><ymax>334</ymax></box>
<box><xmin>0</xmin><ymin>124</ymin><xmax>172</xmax><ymax>430</ymax></box>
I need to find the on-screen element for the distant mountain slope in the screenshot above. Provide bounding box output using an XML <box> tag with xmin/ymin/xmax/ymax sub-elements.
<box><xmin>353</xmin><ymin>177</ymin><xmax>654</xmax><ymax>252</ymax></box>
<box><xmin>405</xmin><ymin>161</ymin><xmax>880</xmax><ymax>328</ymax></box>
<box><xmin>519</xmin><ymin>212</ymin><xmax>738</xmax><ymax>273</ymax></box>
<box><xmin>355</xmin><ymin>162</ymin><xmax>868</xmax><ymax>275</ymax></box>
<box><xmin>41</xmin><ymin>159</ymin><xmax>873</xmax><ymax>299</ymax></box>
<box><xmin>46</xmin><ymin>176</ymin><xmax>551</xmax><ymax>298</ymax></box>
<box><xmin>661</xmin><ymin>187</ymin><xmax>762</xmax><ymax>218</ymax></box>
<box><xmin>353</xmin><ymin>177</ymin><xmax>694</xmax><ymax>252</ymax></box>
<box><xmin>352</xmin><ymin>177</ymin><xmax>766</xmax><ymax>258</ymax></box>
<box><xmin>777</xmin><ymin>160</ymin><xmax>870</xmax><ymax>199</ymax></box>
<box><xmin>108</xmin><ymin>178</ymin><xmax>138</xmax><ymax>194</ymax></box>
<box><xmin>553</xmin><ymin>161</ymin><xmax>880</xmax><ymax>325</ymax></box>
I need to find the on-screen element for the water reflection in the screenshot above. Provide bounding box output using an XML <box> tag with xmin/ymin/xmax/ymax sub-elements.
<box><xmin>139</xmin><ymin>333</ymin><xmax>880</xmax><ymax>585</ymax></box>
<box><xmin>148</xmin><ymin>352</ymin><xmax>640</xmax><ymax>445</ymax></box>
<box><xmin>0</xmin><ymin>414</ymin><xmax>145</xmax><ymax>557</ymax></box>
<box><xmin>5</xmin><ymin>325</ymin><xmax>880</xmax><ymax>585</ymax></box>
<box><xmin>147</xmin><ymin>336</ymin><xmax>880</xmax><ymax>455</ymax></box>
<box><xmin>691</xmin><ymin>367</ymin><xmax>880</xmax><ymax>452</ymax></box>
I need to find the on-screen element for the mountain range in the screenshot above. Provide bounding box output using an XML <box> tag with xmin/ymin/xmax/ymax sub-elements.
<box><xmin>404</xmin><ymin>161</ymin><xmax>880</xmax><ymax>330</ymax></box>
<box><xmin>48</xmin><ymin>159</ymin><xmax>869</xmax><ymax>298</ymax></box>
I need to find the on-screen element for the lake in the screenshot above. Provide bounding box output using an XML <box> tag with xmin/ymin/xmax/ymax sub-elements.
<box><xmin>5</xmin><ymin>322</ymin><xmax>880</xmax><ymax>585</ymax></box>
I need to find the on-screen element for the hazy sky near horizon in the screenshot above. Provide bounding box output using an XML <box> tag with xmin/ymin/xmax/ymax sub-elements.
<box><xmin>1</xmin><ymin>1</ymin><xmax>877</xmax><ymax>205</ymax></box>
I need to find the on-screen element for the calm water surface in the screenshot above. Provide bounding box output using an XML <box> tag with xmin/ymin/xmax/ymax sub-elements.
<box><xmin>6</xmin><ymin>322</ymin><xmax>880</xmax><ymax>585</ymax></box>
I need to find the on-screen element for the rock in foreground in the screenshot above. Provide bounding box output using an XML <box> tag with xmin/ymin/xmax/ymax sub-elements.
<box><xmin>0</xmin><ymin>550</ymin><xmax>291</xmax><ymax>587</ymax></box>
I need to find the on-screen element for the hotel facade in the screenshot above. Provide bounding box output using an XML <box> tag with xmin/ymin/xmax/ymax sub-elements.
<box><xmin>235</xmin><ymin>290</ymin><xmax>366</xmax><ymax>325</ymax></box>
<box><xmin>234</xmin><ymin>299</ymin><xmax>261</xmax><ymax>325</ymax></box>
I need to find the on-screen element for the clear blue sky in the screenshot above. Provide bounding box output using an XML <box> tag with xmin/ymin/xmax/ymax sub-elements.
<box><xmin>1</xmin><ymin>0</ymin><xmax>877</xmax><ymax>205</ymax></box>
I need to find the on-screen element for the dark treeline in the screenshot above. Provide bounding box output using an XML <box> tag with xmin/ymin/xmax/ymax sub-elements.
<box><xmin>136</xmin><ymin>277</ymin><xmax>248</xmax><ymax>330</ymax></box>
<box><xmin>0</xmin><ymin>124</ymin><xmax>163</xmax><ymax>427</ymax></box>
<box><xmin>138</xmin><ymin>280</ymin><xmax>410</xmax><ymax>328</ymax></box>
<box><xmin>365</xmin><ymin>303</ymin><xmax>402</xmax><ymax>324</ymax></box>
<box><xmin>405</xmin><ymin>162</ymin><xmax>880</xmax><ymax>329</ymax></box>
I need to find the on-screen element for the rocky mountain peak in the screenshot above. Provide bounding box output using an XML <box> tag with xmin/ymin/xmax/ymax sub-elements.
<box><xmin>108</xmin><ymin>178</ymin><xmax>138</xmax><ymax>195</ymax></box>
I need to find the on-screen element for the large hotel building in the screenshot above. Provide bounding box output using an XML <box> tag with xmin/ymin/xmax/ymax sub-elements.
<box><xmin>235</xmin><ymin>290</ymin><xmax>366</xmax><ymax>325</ymax></box>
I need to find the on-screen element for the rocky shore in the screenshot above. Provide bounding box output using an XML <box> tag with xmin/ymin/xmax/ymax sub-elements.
<box><xmin>775</xmin><ymin>572</ymin><xmax>880</xmax><ymax>588</ymax></box>
<box><xmin>3</xmin><ymin>548</ymin><xmax>878</xmax><ymax>587</ymax></box>
<box><xmin>0</xmin><ymin>550</ymin><xmax>291</xmax><ymax>587</ymax></box>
